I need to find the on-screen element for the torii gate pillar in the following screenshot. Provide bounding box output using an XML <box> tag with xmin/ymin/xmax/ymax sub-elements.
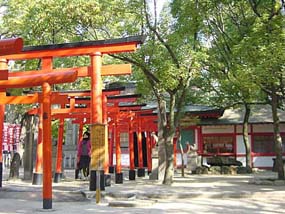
<box><xmin>89</xmin><ymin>52</ymin><xmax>105</xmax><ymax>191</ymax></box>
<box><xmin>102</xmin><ymin>94</ymin><xmax>111</xmax><ymax>186</ymax></box>
<box><xmin>137</xmin><ymin>117</ymin><xmax>145</xmax><ymax>177</ymax></box>
<box><xmin>54</xmin><ymin>117</ymin><xmax>64</xmax><ymax>183</ymax></box>
<box><xmin>128</xmin><ymin>119</ymin><xmax>136</xmax><ymax>180</ymax></box>
<box><xmin>75</xmin><ymin>122</ymin><xmax>84</xmax><ymax>179</ymax></box>
<box><xmin>42</xmin><ymin>82</ymin><xmax>52</xmax><ymax>209</ymax></box>
<box><xmin>32</xmin><ymin>106</ymin><xmax>43</xmax><ymax>185</ymax></box>
<box><xmin>0</xmin><ymin>103</ymin><xmax>5</xmax><ymax>187</ymax></box>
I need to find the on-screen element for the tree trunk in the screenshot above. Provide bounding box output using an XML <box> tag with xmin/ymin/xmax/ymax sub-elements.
<box><xmin>242</xmin><ymin>103</ymin><xmax>252</xmax><ymax>172</ymax></box>
<box><xmin>9</xmin><ymin>152</ymin><xmax>21</xmax><ymax>180</ymax></box>
<box><xmin>157</xmin><ymin>100</ymin><xmax>167</xmax><ymax>182</ymax></box>
<box><xmin>156</xmin><ymin>98</ymin><xmax>175</xmax><ymax>185</ymax></box>
<box><xmin>22</xmin><ymin>114</ymin><xmax>37</xmax><ymax>180</ymax></box>
<box><xmin>271</xmin><ymin>91</ymin><xmax>284</xmax><ymax>180</ymax></box>
<box><xmin>163</xmin><ymin>134</ymin><xmax>174</xmax><ymax>185</ymax></box>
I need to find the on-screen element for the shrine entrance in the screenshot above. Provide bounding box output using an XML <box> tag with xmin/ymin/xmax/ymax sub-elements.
<box><xmin>0</xmin><ymin>36</ymin><xmax>145</xmax><ymax>209</ymax></box>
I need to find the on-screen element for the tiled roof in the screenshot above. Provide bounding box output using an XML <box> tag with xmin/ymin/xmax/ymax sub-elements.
<box><xmin>199</xmin><ymin>105</ymin><xmax>285</xmax><ymax>125</ymax></box>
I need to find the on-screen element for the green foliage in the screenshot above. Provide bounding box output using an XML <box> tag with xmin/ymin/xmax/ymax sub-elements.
<box><xmin>235</xmin><ymin>12</ymin><xmax>285</xmax><ymax>91</ymax></box>
<box><xmin>2</xmin><ymin>0</ymin><xmax>101</xmax><ymax>43</ymax></box>
<box><xmin>2</xmin><ymin>0</ymin><xmax>283</xmax><ymax>121</ymax></box>
<box><xmin>0</xmin><ymin>0</ymin><xmax>146</xmax><ymax>123</ymax></box>
<box><xmin>189</xmin><ymin>1</ymin><xmax>270</xmax><ymax>108</ymax></box>
<box><xmin>4</xmin><ymin>0</ymin><xmax>284</xmax><ymax>182</ymax></box>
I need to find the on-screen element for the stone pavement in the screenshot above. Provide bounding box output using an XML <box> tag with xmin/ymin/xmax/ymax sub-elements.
<box><xmin>0</xmin><ymin>169</ymin><xmax>285</xmax><ymax>213</ymax></box>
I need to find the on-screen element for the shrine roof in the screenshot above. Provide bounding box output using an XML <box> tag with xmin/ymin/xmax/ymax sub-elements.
<box><xmin>107</xmin><ymin>94</ymin><xmax>141</xmax><ymax>99</ymax></box>
<box><xmin>24</xmin><ymin>87</ymin><xmax>125</xmax><ymax>94</ymax></box>
<box><xmin>198</xmin><ymin>105</ymin><xmax>285</xmax><ymax>125</ymax></box>
<box><xmin>183</xmin><ymin>105</ymin><xmax>224</xmax><ymax>118</ymax></box>
<box><xmin>118</xmin><ymin>103</ymin><xmax>146</xmax><ymax>108</ymax></box>
<box><xmin>23</xmin><ymin>35</ymin><xmax>145</xmax><ymax>52</ymax></box>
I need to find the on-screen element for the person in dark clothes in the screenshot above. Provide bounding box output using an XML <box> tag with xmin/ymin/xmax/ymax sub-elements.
<box><xmin>76</xmin><ymin>131</ymin><xmax>91</xmax><ymax>179</ymax></box>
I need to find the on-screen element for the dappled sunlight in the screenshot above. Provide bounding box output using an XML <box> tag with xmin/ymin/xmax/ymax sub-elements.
<box><xmin>221</xmin><ymin>108</ymin><xmax>244</xmax><ymax>121</ymax></box>
<box><xmin>1</xmin><ymin>170</ymin><xmax>285</xmax><ymax>213</ymax></box>
<box><xmin>219</xmin><ymin>105</ymin><xmax>285</xmax><ymax>124</ymax></box>
<box><xmin>148</xmin><ymin>198</ymin><xmax>285</xmax><ymax>214</ymax></box>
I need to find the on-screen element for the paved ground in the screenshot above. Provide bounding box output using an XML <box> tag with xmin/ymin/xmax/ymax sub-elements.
<box><xmin>0</xmin><ymin>169</ymin><xmax>285</xmax><ymax>213</ymax></box>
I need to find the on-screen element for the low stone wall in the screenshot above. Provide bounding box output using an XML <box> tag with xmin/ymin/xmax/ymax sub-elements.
<box><xmin>249</xmin><ymin>178</ymin><xmax>285</xmax><ymax>186</ymax></box>
<box><xmin>194</xmin><ymin>165</ymin><xmax>251</xmax><ymax>175</ymax></box>
<box><xmin>206</xmin><ymin>156</ymin><xmax>242</xmax><ymax>167</ymax></box>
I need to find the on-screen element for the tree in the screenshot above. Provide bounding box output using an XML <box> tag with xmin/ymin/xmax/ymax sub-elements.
<box><xmin>173</xmin><ymin>0</ymin><xmax>285</xmax><ymax>179</ymax></box>
<box><xmin>235</xmin><ymin>0</ymin><xmax>285</xmax><ymax>179</ymax></box>
<box><xmin>194</xmin><ymin>0</ymin><xmax>268</xmax><ymax>171</ymax></box>
<box><xmin>182</xmin><ymin>0</ymin><xmax>285</xmax><ymax>178</ymax></box>
<box><xmin>111</xmin><ymin>0</ymin><xmax>208</xmax><ymax>184</ymax></box>
<box><xmin>0</xmin><ymin>0</ymin><xmax>217</xmax><ymax>184</ymax></box>
<box><xmin>4</xmin><ymin>0</ymin><xmax>201</xmax><ymax>184</ymax></box>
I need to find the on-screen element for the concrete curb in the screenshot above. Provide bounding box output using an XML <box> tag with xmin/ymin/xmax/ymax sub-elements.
<box><xmin>0</xmin><ymin>189</ymin><xmax>88</xmax><ymax>202</ymax></box>
<box><xmin>80</xmin><ymin>190</ymin><xmax>253</xmax><ymax>201</ymax></box>
<box><xmin>139</xmin><ymin>191</ymin><xmax>253</xmax><ymax>199</ymax></box>
<box><xmin>80</xmin><ymin>190</ymin><xmax>253</xmax><ymax>207</ymax></box>
<box><xmin>108</xmin><ymin>199</ymin><xmax>157</xmax><ymax>207</ymax></box>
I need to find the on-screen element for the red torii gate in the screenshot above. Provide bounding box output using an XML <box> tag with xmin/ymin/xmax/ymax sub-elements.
<box><xmin>26</xmin><ymin>88</ymin><xmax>125</xmax><ymax>184</ymax></box>
<box><xmin>71</xmin><ymin>93</ymin><xmax>143</xmax><ymax>185</ymax></box>
<box><xmin>138</xmin><ymin>112</ymin><xmax>158</xmax><ymax>174</ymax></box>
<box><xmin>129</xmin><ymin>110</ymin><xmax>157</xmax><ymax>177</ymax></box>
<box><xmin>0</xmin><ymin>67</ymin><xmax>78</xmax><ymax>211</ymax></box>
<box><xmin>48</xmin><ymin>93</ymin><xmax>157</xmax><ymax>185</ymax></box>
<box><xmin>55</xmin><ymin>92</ymin><xmax>143</xmax><ymax>185</ymax></box>
<box><xmin>26</xmin><ymin>90</ymin><xmax>145</xmax><ymax>188</ymax></box>
<box><xmin>46</xmin><ymin>92</ymin><xmax>157</xmax><ymax>184</ymax></box>
<box><xmin>107</xmin><ymin>105</ymin><xmax>157</xmax><ymax>182</ymax></box>
<box><xmin>1</xmin><ymin>36</ymin><xmax>144</xmax><ymax>209</ymax></box>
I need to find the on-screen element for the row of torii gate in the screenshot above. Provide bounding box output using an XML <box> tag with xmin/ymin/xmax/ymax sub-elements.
<box><xmin>0</xmin><ymin>36</ymin><xmax>159</xmax><ymax>209</ymax></box>
<box><xmin>27</xmin><ymin>89</ymin><xmax>157</xmax><ymax>185</ymax></box>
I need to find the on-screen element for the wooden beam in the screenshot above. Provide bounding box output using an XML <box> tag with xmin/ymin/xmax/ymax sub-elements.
<box><xmin>101</xmin><ymin>64</ymin><xmax>131</xmax><ymax>76</ymax></box>
<box><xmin>0</xmin><ymin>38</ymin><xmax>23</xmax><ymax>56</ymax></box>
<box><xmin>108</xmin><ymin>97</ymin><xmax>138</xmax><ymax>104</ymax></box>
<box><xmin>2</xmin><ymin>36</ymin><xmax>145</xmax><ymax>60</ymax></box>
<box><xmin>9</xmin><ymin>64</ymin><xmax>131</xmax><ymax>78</ymax></box>
<box><xmin>3</xmin><ymin>43</ymin><xmax>138</xmax><ymax>60</ymax></box>
<box><xmin>0</xmin><ymin>70</ymin><xmax>78</xmax><ymax>89</ymax></box>
<box><xmin>26</xmin><ymin>88</ymin><xmax>122</xmax><ymax>98</ymax></box>
<box><xmin>0</xmin><ymin>94</ymin><xmax>39</xmax><ymax>104</ymax></box>
<box><xmin>0</xmin><ymin>59</ymin><xmax>8</xmax><ymax>80</ymax></box>
<box><xmin>37</xmin><ymin>93</ymin><xmax>69</xmax><ymax>104</ymax></box>
<box><xmin>0</xmin><ymin>92</ymin><xmax>69</xmax><ymax>105</ymax></box>
<box><xmin>51</xmin><ymin>108</ymin><xmax>90</xmax><ymax>115</ymax></box>
<box><xmin>53</xmin><ymin>113</ymin><xmax>90</xmax><ymax>119</ymax></box>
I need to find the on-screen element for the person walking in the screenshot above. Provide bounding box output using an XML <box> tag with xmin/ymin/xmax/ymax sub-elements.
<box><xmin>76</xmin><ymin>131</ymin><xmax>91</xmax><ymax>179</ymax></box>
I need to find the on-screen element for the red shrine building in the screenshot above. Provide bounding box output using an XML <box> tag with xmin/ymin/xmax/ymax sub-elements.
<box><xmin>63</xmin><ymin>100</ymin><xmax>285</xmax><ymax>172</ymax></box>
<box><xmin>178</xmin><ymin>104</ymin><xmax>285</xmax><ymax>170</ymax></box>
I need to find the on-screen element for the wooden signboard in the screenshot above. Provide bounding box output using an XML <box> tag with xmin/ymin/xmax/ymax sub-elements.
<box><xmin>90</xmin><ymin>123</ymin><xmax>107</xmax><ymax>170</ymax></box>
